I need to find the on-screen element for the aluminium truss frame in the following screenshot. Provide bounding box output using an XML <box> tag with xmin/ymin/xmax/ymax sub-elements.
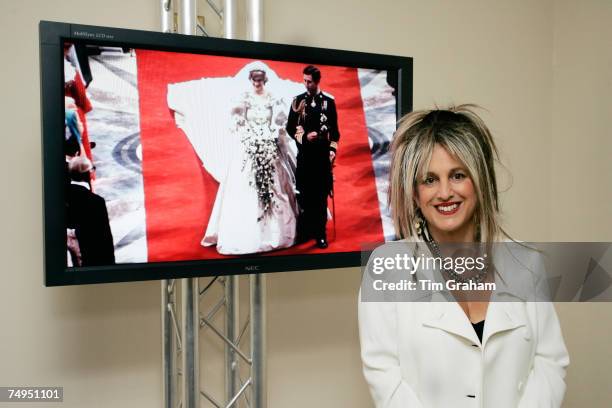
<box><xmin>160</xmin><ymin>1</ymin><xmax>267</xmax><ymax>407</ymax></box>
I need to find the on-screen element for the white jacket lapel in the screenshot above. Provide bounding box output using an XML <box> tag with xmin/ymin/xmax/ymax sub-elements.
<box><xmin>482</xmin><ymin>302</ymin><xmax>529</xmax><ymax>347</ymax></box>
<box><xmin>420</xmin><ymin>297</ymin><xmax>529</xmax><ymax>348</ymax></box>
<box><xmin>421</xmin><ymin>298</ymin><xmax>480</xmax><ymax>345</ymax></box>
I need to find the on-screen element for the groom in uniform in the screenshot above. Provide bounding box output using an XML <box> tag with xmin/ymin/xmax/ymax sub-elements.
<box><xmin>286</xmin><ymin>65</ymin><xmax>340</xmax><ymax>249</ymax></box>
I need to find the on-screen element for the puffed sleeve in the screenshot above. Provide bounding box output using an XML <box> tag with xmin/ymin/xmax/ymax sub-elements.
<box><xmin>229</xmin><ymin>94</ymin><xmax>247</xmax><ymax>134</ymax></box>
<box><xmin>517</xmin><ymin>300</ymin><xmax>569</xmax><ymax>408</ymax></box>
<box><xmin>271</xmin><ymin>96</ymin><xmax>288</xmax><ymax>135</ymax></box>
<box><xmin>358</xmin><ymin>292</ymin><xmax>425</xmax><ymax>407</ymax></box>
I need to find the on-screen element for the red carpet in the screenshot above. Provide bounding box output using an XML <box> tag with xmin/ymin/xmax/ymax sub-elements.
<box><xmin>136</xmin><ymin>50</ymin><xmax>384</xmax><ymax>262</ymax></box>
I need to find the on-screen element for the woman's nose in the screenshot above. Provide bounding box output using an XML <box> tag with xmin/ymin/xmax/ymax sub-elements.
<box><xmin>437</xmin><ymin>179</ymin><xmax>453</xmax><ymax>201</ymax></box>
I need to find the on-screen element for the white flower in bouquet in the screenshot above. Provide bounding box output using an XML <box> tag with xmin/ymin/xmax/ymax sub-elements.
<box><xmin>241</xmin><ymin>123</ymin><xmax>279</xmax><ymax>222</ymax></box>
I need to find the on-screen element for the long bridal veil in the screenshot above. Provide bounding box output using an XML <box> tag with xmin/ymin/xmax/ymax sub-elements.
<box><xmin>167</xmin><ymin>61</ymin><xmax>304</xmax><ymax>253</ymax></box>
<box><xmin>167</xmin><ymin>60</ymin><xmax>303</xmax><ymax>184</ymax></box>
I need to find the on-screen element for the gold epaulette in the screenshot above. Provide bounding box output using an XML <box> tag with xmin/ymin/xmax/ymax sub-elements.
<box><xmin>291</xmin><ymin>98</ymin><xmax>306</xmax><ymax>113</ymax></box>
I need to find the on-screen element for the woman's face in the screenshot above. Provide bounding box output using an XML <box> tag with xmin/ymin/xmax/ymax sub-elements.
<box><xmin>415</xmin><ymin>143</ymin><xmax>477</xmax><ymax>242</ymax></box>
<box><xmin>250</xmin><ymin>73</ymin><xmax>266</xmax><ymax>91</ymax></box>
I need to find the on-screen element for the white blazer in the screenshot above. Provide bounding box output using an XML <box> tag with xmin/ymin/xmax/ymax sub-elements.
<box><xmin>358</xmin><ymin>243</ymin><xmax>570</xmax><ymax>408</ymax></box>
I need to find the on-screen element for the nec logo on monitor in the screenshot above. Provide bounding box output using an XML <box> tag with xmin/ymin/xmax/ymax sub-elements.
<box><xmin>244</xmin><ymin>265</ymin><xmax>260</xmax><ymax>272</ymax></box>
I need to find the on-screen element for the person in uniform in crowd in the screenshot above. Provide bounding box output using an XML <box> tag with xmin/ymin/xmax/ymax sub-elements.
<box><xmin>66</xmin><ymin>156</ymin><xmax>115</xmax><ymax>266</ymax></box>
<box><xmin>286</xmin><ymin>65</ymin><xmax>340</xmax><ymax>249</ymax></box>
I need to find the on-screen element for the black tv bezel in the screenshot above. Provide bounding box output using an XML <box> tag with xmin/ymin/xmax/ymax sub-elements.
<box><xmin>40</xmin><ymin>20</ymin><xmax>413</xmax><ymax>287</ymax></box>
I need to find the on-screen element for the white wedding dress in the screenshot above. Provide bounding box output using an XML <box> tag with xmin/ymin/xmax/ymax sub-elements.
<box><xmin>167</xmin><ymin>61</ymin><xmax>303</xmax><ymax>254</ymax></box>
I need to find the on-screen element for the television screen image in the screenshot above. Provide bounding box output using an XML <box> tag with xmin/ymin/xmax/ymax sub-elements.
<box><xmin>42</xmin><ymin>22</ymin><xmax>412</xmax><ymax>284</ymax></box>
<box><xmin>64</xmin><ymin>47</ymin><xmax>398</xmax><ymax>262</ymax></box>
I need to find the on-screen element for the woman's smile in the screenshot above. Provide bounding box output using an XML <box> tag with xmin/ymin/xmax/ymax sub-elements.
<box><xmin>433</xmin><ymin>201</ymin><xmax>462</xmax><ymax>215</ymax></box>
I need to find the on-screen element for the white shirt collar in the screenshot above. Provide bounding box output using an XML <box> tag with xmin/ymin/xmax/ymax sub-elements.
<box><xmin>71</xmin><ymin>180</ymin><xmax>91</xmax><ymax>190</ymax></box>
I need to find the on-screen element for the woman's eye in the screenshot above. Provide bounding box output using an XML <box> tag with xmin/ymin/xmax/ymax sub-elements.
<box><xmin>452</xmin><ymin>173</ymin><xmax>466</xmax><ymax>181</ymax></box>
<box><xmin>423</xmin><ymin>177</ymin><xmax>436</xmax><ymax>185</ymax></box>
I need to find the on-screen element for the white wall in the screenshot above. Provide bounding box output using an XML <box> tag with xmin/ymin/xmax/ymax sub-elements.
<box><xmin>0</xmin><ymin>1</ymin><xmax>161</xmax><ymax>407</ymax></box>
<box><xmin>0</xmin><ymin>1</ymin><xmax>610</xmax><ymax>407</ymax></box>
<box><xmin>550</xmin><ymin>1</ymin><xmax>612</xmax><ymax>407</ymax></box>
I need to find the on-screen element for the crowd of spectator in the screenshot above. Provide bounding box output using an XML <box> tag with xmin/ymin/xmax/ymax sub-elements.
<box><xmin>64</xmin><ymin>43</ymin><xmax>115</xmax><ymax>267</ymax></box>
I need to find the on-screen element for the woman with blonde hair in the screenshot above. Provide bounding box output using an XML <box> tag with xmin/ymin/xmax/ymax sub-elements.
<box><xmin>358</xmin><ymin>105</ymin><xmax>569</xmax><ymax>407</ymax></box>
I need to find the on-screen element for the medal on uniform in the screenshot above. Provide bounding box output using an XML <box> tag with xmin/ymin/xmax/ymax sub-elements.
<box><xmin>311</xmin><ymin>97</ymin><xmax>316</xmax><ymax>108</ymax></box>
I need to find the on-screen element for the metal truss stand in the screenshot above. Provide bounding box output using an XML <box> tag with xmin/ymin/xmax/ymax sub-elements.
<box><xmin>160</xmin><ymin>1</ymin><xmax>267</xmax><ymax>407</ymax></box>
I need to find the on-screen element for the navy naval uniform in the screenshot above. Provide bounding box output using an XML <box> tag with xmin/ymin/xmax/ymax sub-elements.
<box><xmin>286</xmin><ymin>90</ymin><xmax>340</xmax><ymax>242</ymax></box>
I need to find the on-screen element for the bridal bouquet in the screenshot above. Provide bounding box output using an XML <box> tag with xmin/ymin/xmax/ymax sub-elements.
<box><xmin>241</xmin><ymin>124</ymin><xmax>279</xmax><ymax>221</ymax></box>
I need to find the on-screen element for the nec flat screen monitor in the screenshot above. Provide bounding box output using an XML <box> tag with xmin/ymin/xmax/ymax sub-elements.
<box><xmin>39</xmin><ymin>21</ymin><xmax>413</xmax><ymax>286</ymax></box>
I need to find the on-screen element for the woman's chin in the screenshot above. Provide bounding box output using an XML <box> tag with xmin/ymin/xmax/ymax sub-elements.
<box><xmin>429</xmin><ymin>219</ymin><xmax>470</xmax><ymax>237</ymax></box>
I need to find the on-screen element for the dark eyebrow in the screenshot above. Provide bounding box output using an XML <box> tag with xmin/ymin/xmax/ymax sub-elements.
<box><xmin>422</xmin><ymin>168</ymin><xmax>466</xmax><ymax>177</ymax></box>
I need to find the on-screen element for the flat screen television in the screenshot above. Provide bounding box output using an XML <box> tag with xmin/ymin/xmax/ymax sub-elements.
<box><xmin>40</xmin><ymin>20</ymin><xmax>413</xmax><ymax>286</ymax></box>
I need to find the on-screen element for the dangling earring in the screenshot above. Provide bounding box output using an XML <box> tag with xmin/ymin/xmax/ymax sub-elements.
<box><xmin>473</xmin><ymin>213</ymin><xmax>481</xmax><ymax>242</ymax></box>
<box><xmin>414</xmin><ymin>209</ymin><xmax>425</xmax><ymax>237</ymax></box>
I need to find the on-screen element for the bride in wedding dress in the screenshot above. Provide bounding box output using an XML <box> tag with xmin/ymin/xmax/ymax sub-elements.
<box><xmin>168</xmin><ymin>61</ymin><xmax>303</xmax><ymax>254</ymax></box>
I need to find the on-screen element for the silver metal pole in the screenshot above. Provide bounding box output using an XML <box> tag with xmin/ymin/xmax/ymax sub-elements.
<box><xmin>245</xmin><ymin>0</ymin><xmax>263</xmax><ymax>41</ymax></box>
<box><xmin>181</xmin><ymin>278</ymin><xmax>200</xmax><ymax>408</ymax></box>
<box><xmin>246</xmin><ymin>3</ymin><xmax>266</xmax><ymax>406</ymax></box>
<box><xmin>222</xmin><ymin>3</ymin><xmax>240</xmax><ymax>405</ymax></box>
<box><xmin>161</xmin><ymin>0</ymin><xmax>174</xmax><ymax>33</ymax></box>
<box><xmin>206</xmin><ymin>0</ymin><xmax>223</xmax><ymax>20</ymax></box>
<box><xmin>161</xmin><ymin>280</ymin><xmax>175</xmax><ymax>408</ymax></box>
<box><xmin>226</xmin><ymin>378</ymin><xmax>251</xmax><ymax>408</ymax></box>
<box><xmin>250</xmin><ymin>274</ymin><xmax>267</xmax><ymax>408</ymax></box>
<box><xmin>225</xmin><ymin>276</ymin><xmax>240</xmax><ymax>405</ymax></box>
<box><xmin>180</xmin><ymin>0</ymin><xmax>196</xmax><ymax>36</ymax></box>
<box><xmin>177</xmin><ymin>4</ymin><xmax>198</xmax><ymax>408</ymax></box>
<box><xmin>161</xmin><ymin>1</ymin><xmax>178</xmax><ymax>406</ymax></box>
<box><xmin>223</xmin><ymin>0</ymin><xmax>237</xmax><ymax>39</ymax></box>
